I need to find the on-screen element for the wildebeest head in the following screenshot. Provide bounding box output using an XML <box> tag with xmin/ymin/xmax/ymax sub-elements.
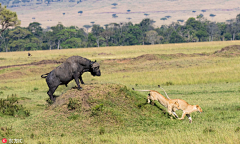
<box><xmin>90</xmin><ymin>60</ymin><xmax>101</xmax><ymax>76</ymax></box>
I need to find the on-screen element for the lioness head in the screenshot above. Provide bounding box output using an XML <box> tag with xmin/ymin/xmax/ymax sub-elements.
<box><xmin>196</xmin><ymin>105</ymin><xmax>202</xmax><ymax>113</ymax></box>
<box><xmin>174</xmin><ymin>101</ymin><xmax>180</xmax><ymax>109</ymax></box>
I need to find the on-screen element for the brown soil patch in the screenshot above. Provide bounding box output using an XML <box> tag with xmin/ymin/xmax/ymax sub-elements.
<box><xmin>0</xmin><ymin>71</ymin><xmax>25</xmax><ymax>80</ymax></box>
<box><xmin>98</xmin><ymin>52</ymin><xmax>114</xmax><ymax>55</ymax></box>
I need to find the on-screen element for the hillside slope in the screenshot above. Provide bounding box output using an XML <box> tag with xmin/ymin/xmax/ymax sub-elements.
<box><xmin>3</xmin><ymin>0</ymin><xmax>240</xmax><ymax>28</ymax></box>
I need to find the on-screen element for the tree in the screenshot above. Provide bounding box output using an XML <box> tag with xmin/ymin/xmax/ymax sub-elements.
<box><xmin>45</xmin><ymin>0</ymin><xmax>51</xmax><ymax>5</ymax></box>
<box><xmin>92</xmin><ymin>24</ymin><xmax>104</xmax><ymax>47</ymax></box>
<box><xmin>126</xmin><ymin>17</ymin><xmax>131</xmax><ymax>21</ymax></box>
<box><xmin>27</xmin><ymin>22</ymin><xmax>43</xmax><ymax>37</ymax></box>
<box><xmin>140</xmin><ymin>18</ymin><xmax>154</xmax><ymax>45</ymax></box>
<box><xmin>56</xmin><ymin>29</ymin><xmax>77</xmax><ymax>49</ymax></box>
<box><xmin>112</xmin><ymin>14</ymin><xmax>118</xmax><ymax>18</ymax></box>
<box><xmin>83</xmin><ymin>25</ymin><xmax>91</xmax><ymax>33</ymax></box>
<box><xmin>196</xmin><ymin>30</ymin><xmax>208</xmax><ymax>41</ymax></box>
<box><xmin>144</xmin><ymin>13</ymin><xmax>149</xmax><ymax>17</ymax></box>
<box><xmin>209</xmin><ymin>14</ymin><xmax>216</xmax><ymax>21</ymax></box>
<box><xmin>78</xmin><ymin>11</ymin><xmax>83</xmax><ymax>15</ymax></box>
<box><xmin>0</xmin><ymin>3</ymin><xmax>21</xmax><ymax>37</ymax></box>
<box><xmin>83</xmin><ymin>25</ymin><xmax>92</xmax><ymax>46</ymax></box>
<box><xmin>45</xmin><ymin>31</ymin><xmax>55</xmax><ymax>50</ymax></box>
<box><xmin>0</xmin><ymin>29</ymin><xmax>10</xmax><ymax>52</ymax></box>
<box><xmin>8</xmin><ymin>27</ymin><xmax>31</xmax><ymax>40</ymax></box>
<box><xmin>100</xmin><ymin>30</ymin><xmax>113</xmax><ymax>46</ymax></box>
<box><xmin>112</xmin><ymin>3</ymin><xmax>118</xmax><ymax>7</ymax></box>
<box><xmin>160</xmin><ymin>17</ymin><xmax>167</xmax><ymax>25</ymax></box>
<box><xmin>169</xmin><ymin>31</ymin><xmax>184</xmax><ymax>43</ymax></box>
<box><xmin>61</xmin><ymin>37</ymin><xmax>81</xmax><ymax>48</ymax></box>
<box><xmin>145</xmin><ymin>30</ymin><xmax>158</xmax><ymax>45</ymax></box>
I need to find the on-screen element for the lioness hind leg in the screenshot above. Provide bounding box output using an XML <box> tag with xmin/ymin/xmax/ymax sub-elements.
<box><xmin>186</xmin><ymin>114</ymin><xmax>192</xmax><ymax>123</ymax></box>
<box><xmin>147</xmin><ymin>97</ymin><xmax>150</xmax><ymax>103</ymax></box>
<box><xmin>179</xmin><ymin>112</ymin><xmax>186</xmax><ymax>120</ymax></box>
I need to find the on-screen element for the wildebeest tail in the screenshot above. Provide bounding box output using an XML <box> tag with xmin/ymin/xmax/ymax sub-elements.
<box><xmin>41</xmin><ymin>73</ymin><xmax>49</xmax><ymax>78</ymax></box>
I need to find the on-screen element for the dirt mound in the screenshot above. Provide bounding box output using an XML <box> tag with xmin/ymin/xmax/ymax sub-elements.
<box><xmin>133</xmin><ymin>54</ymin><xmax>161</xmax><ymax>60</ymax></box>
<box><xmin>48</xmin><ymin>85</ymin><xmax>93</xmax><ymax>111</ymax></box>
<box><xmin>0</xmin><ymin>58</ymin><xmax>66</xmax><ymax>70</ymax></box>
<box><xmin>103</xmin><ymin>53</ymin><xmax>192</xmax><ymax>64</ymax></box>
<box><xmin>213</xmin><ymin>45</ymin><xmax>240</xmax><ymax>57</ymax></box>
<box><xmin>215</xmin><ymin>45</ymin><xmax>240</xmax><ymax>53</ymax></box>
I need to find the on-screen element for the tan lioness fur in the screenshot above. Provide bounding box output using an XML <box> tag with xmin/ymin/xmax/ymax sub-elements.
<box><xmin>171</xmin><ymin>99</ymin><xmax>203</xmax><ymax>123</ymax></box>
<box><xmin>134</xmin><ymin>90</ymin><xmax>179</xmax><ymax>118</ymax></box>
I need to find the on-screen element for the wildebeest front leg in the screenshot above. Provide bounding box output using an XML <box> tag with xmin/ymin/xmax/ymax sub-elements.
<box><xmin>73</xmin><ymin>74</ymin><xmax>82</xmax><ymax>90</ymax></box>
<box><xmin>79</xmin><ymin>75</ymin><xmax>84</xmax><ymax>84</ymax></box>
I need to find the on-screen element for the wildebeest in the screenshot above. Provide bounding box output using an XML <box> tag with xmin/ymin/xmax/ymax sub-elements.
<box><xmin>28</xmin><ymin>53</ymin><xmax>32</xmax><ymax>57</ymax></box>
<box><xmin>41</xmin><ymin>56</ymin><xmax>101</xmax><ymax>102</ymax></box>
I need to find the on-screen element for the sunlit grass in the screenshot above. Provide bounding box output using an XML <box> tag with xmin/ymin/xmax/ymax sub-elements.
<box><xmin>1</xmin><ymin>41</ymin><xmax>240</xmax><ymax>143</ymax></box>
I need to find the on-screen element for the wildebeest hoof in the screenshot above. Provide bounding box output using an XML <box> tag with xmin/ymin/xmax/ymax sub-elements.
<box><xmin>189</xmin><ymin>120</ymin><xmax>192</xmax><ymax>123</ymax></box>
<box><xmin>78</xmin><ymin>87</ymin><xmax>83</xmax><ymax>90</ymax></box>
<box><xmin>81</xmin><ymin>82</ymin><xmax>85</xmax><ymax>84</ymax></box>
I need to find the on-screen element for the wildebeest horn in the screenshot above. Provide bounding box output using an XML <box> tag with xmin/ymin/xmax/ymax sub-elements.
<box><xmin>95</xmin><ymin>60</ymin><xmax>97</xmax><ymax>62</ymax></box>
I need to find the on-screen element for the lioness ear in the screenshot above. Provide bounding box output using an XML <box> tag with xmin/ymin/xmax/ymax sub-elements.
<box><xmin>196</xmin><ymin>105</ymin><xmax>199</xmax><ymax>108</ymax></box>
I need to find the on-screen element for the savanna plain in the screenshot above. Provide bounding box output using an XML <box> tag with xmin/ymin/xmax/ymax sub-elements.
<box><xmin>0</xmin><ymin>41</ymin><xmax>240</xmax><ymax>144</ymax></box>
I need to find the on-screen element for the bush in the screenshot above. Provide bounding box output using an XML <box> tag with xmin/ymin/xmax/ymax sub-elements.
<box><xmin>203</xmin><ymin>127</ymin><xmax>215</xmax><ymax>133</ymax></box>
<box><xmin>165</xmin><ymin>81</ymin><xmax>174</xmax><ymax>86</ymax></box>
<box><xmin>0</xmin><ymin>94</ymin><xmax>30</xmax><ymax>118</ymax></box>
<box><xmin>99</xmin><ymin>127</ymin><xmax>105</xmax><ymax>135</ymax></box>
<box><xmin>91</xmin><ymin>104</ymin><xmax>104</xmax><ymax>116</ymax></box>
<box><xmin>67</xmin><ymin>113</ymin><xmax>80</xmax><ymax>120</ymax></box>
<box><xmin>67</xmin><ymin>98</ymin><xmax>81</xmax><ymax>110</ymax></box>
<box><xmin>235</xmin><ymin>127</ymin><xmax>240</xmax><ymax>132</ymax></box>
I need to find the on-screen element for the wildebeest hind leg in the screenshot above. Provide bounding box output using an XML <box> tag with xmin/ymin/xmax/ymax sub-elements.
<box><xmin>47</xmin><ymin>85</ymin><xmax>59</xmax><ymax>102</ymax></box>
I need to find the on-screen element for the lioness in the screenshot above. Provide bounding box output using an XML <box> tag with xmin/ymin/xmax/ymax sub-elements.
<box><xmin>132</xmin><ymin>89</ymin><xmax>179</xmax><ymax>118</ymax></box>
<box><xmin>171</xmin><ymin>99</ymin><xmax>203</xmax><ymax>123</ymax></box>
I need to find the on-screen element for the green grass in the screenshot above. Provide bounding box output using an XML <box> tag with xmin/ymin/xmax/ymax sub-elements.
<box><xmin>0</xmin><ymin>42</ymin><xmax>240</xmax><ymax>143</ymax></box>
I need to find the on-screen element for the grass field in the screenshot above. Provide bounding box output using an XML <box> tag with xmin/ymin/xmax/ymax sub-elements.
<box><xmin>0</xmin><ymin>41</ymin><xmax>240</xmax><ymax>143</ymax></box>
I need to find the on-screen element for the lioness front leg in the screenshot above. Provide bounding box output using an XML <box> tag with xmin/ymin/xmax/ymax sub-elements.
<box><xmin>172</xmin><ymin>112</ymin><xmax>179</xmax><ymax>118</ymax></box>
<box><xmin>186</xmin><ymin>114</ymin><xmax>192</xmax><ymax>123</ymax></box>
<box><xmin>179</xmin><ymin>112</ymin><xmax>186</xmax><ymax>120</ymax></box>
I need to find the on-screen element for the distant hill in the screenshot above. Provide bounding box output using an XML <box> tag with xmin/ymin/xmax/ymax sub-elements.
<box><xmin>3</xmin><ymin>0</ymin><xmax>240</xmax><ymax>28</ymax></box>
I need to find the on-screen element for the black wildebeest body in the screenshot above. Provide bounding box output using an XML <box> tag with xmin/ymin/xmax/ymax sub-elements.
<box><xmin>41</xmin><ymin>56</ymin><xmax>101</xmax><ymax>102</ymax></box>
